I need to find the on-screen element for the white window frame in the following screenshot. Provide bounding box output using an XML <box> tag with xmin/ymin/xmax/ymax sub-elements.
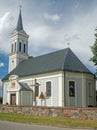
<box><xmin>69</xmin><ymin>80</ymin><xmax>76</xmax><ymax>97</ymax></box>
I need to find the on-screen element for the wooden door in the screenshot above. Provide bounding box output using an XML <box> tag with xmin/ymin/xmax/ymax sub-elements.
<box><xmin>10</xmin><ymin>94</ymin><xmax>16</xmax><ymax>105</ymax></box>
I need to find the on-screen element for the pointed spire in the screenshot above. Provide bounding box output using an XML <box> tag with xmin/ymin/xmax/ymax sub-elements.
<box><xmin>16</xmin><ymin>5</ymin><xmax>23</xmax><ymax>31</ymax></box>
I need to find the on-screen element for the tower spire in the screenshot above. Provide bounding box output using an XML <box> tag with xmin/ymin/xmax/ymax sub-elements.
<box><xmin>16</xmin><ymin>5</ymin><xmax>23</xmax><ymax>31</ymax></box>
<box><xmin>9</xmin><ymin>6</ymin><xmax>29</xmax><ymax>72</ymax></box>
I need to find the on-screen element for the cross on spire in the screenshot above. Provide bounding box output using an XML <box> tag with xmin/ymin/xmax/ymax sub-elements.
<box><xmin>19</xmin><ymin>5</ymin><xmax>22</xmax><ymax>10</ymax></box>
<box><xmin>67</xmin><ymin>43</ymin><xmax>70</xmax><ymax>48</ymax></box>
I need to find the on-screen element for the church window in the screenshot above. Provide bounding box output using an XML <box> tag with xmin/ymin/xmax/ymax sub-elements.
<box><xmin>11</xmin><ymin>44</ymin><xmax>13</xmax><ymax>53</ymax></box>
<box><xmin>69</xmin><ymin>81</ymin><xmax>75</xmax><ymax>97</ymax></box>
<box><xmin>35</xmin><ymin>85</ymin><xmax>39</xmax><ymax>97</ymax></box>
<box><xmin>46</xmin><ymin>81</ymin><xmax>51</xmax><ymax>97</ymax></box>
<box><xmin>24</xmin><ymin>44</ymin><xmax>26</xmax><ymax>53</ymax></box>
<box><xmin>19</xmin><ymin>42</ymin><xmax>22</xmax><ymax>52</ymax></box>
<box><xmin>14</xmin><ymin>42</ymin><xmax>16</xmax><ymax>51</ymax></box>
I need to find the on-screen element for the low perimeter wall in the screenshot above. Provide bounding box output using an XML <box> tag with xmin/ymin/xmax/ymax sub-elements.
<box><xmin>0</xmin><ymin>105</ymin><xmax>97</xmax><ymax>120</ymax></box>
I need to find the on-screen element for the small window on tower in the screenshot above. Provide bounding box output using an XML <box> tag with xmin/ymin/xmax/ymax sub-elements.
<box><xmin>19</xmin><ymin>42</ymin><xmax>22</xmax><ymax>52</ymax></box>
<box><xmin>15</xmin><ymin>42</ymin><xmax>16</xmax><ymax>52</ymax></box>
<box><xmin>11</xmin><ymin>44</ymin><xmax>13</xmax><ymax>53</ymax></box>
<box><xmin>24</xmin><ymin>44</ymin><xmax>26</xmax><ymax>53</ymax></box>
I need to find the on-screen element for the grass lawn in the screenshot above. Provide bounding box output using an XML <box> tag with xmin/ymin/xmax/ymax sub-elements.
<box><xmin>0</xmin><ymin>112</ymin><xmax>97</xmax><ymax>128</ymax></box>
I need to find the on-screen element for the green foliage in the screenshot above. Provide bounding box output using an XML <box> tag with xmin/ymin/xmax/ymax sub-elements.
<box><xmin>90</xmin><ymin>28</ymin><xmax>97</xmax><ymax>66</ymax></box>
<box><xmin>28</xmin><ymin>56</ymin><xmax>33</xmax><ymax>59</ymax></box>
<box><xmin>0</xmin><ymin>113</ymin><xmax>97</xmax><ymax>128</ymax></box>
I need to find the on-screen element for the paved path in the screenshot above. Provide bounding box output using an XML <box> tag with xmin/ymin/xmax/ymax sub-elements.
<box><xmin>0</xmin><ymin>121</ymin><xmax>96</xmax><ymax>130</ymax></box>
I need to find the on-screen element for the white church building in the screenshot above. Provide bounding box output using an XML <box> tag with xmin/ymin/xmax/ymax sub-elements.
<box><xmin>2</xmin><ymin>9</ymin><xmax>96</xmax><ymax>107</ymax></box>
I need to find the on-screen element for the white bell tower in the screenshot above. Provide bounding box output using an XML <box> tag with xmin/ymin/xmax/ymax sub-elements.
<box><xmin>9</xmin><ymin>7</ymin><xmax>29</xmax><ymax>72</ymax></box>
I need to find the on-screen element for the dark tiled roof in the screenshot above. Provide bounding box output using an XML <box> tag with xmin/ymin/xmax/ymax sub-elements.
<box><xmin>2</xmin><ymin>48</ymin><xmax>92</xmax><ymax>81</ymax></box>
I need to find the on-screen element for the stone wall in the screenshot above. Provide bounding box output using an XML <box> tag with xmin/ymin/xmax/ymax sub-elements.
<box><xmin>0</xmin><ymin>105</ymin><xmax>97</xmax><ymax>120</ymax></box>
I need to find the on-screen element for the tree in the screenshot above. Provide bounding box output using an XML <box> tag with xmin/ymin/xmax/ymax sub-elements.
<box><xmin>28</xmin><ymin>56</ymin><xmax>33</xmax><ymax>59</ymax></box>
<box><xmin>90</xmin><ymin>28</ymin><xmax>97</xmax><ymax>67</ymax></box>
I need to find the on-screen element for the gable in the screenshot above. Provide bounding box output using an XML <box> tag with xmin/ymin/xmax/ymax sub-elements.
<box><xmin>9</xmin><ymin>75</ymin><xmax>18</xmax><ymax>80</ymax></box>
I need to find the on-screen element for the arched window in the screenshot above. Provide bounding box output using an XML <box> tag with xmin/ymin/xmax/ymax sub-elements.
<box><xmin>24</xmin><ymin>44</ymin><xmax>26</xmax><ymax>53</ymax></box>
<box><xmin>11</xmin><ymin>44</ymin><xmax>13</xmax><ymax>53</ymax></box>
<box><xmin>14</xmin><ymin>42</ymin><xmax>16</xmax><ymax>52</ymax></box>
<box><xmin>19</xmin><ymin>42</ymin><xmax>21</xmax><ymax>52</ymax></box>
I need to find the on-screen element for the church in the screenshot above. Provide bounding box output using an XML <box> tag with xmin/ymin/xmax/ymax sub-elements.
<box><xmin>2</xmin><ymin>9</ymin><xmax>96</xmax><ymax>107</ymax></box>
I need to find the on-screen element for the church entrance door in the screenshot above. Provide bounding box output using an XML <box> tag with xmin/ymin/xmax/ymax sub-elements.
<box><xmin>10</xmin><ymin>94</ymin><xmax>16</xmax><ymax>105</ymax></box>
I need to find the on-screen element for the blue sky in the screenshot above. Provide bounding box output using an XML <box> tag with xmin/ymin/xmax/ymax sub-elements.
<box><xmin>0</xmin><ymin>0</ymin><xmax>97</xmax><ymax>95</ymax></box>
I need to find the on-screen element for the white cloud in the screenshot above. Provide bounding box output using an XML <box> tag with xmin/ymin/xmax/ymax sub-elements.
<box><xmin>27</xmin><ymin>6</ymin><xmax>97</xmax><ymax>71</ymax></box>
<box><xmin>43</xmin><ymin>13</ymin><xmax>60</xmax><ymax>23</ymax></box>
<box><xmin>0</xmin><ymin>12</ymin><xmax>14</xmax><ymax>53</ymax></box>
<box><xmin>27</xmin><ymin>23</ymin><xmax>53</xmax><ymax>53</ymax></box>
<box><xmin>0</xmin><ymin>62</ymin><xmax>4</xmax><ymax>67</ymax></box>
<box><xmin>29</xmin><ymin>24</ymin><xmax>51</xmax><ymax>42</ymax></box>
<box><xmin>0</xmin><ymin>12</ymin><xmax>10</xmax><ymax>30</ymax></box>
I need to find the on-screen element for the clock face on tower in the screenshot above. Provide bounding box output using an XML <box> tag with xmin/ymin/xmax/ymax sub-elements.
<box><xmin>10</xmin><ymin>59</ymin><xmax>15</xmax><ymax>71</ymax></box>
<box><xmin>12</xmin><ymin>60</ymin><xmax>14</xmax><ymax>63</ymax></box>
<box><xmin>11</xmin><ymin>60</ymin><xmax>15</xmax><ymax>66</ymax></box>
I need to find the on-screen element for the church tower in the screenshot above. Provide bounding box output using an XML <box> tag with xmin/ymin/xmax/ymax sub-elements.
<box><xmin>9</xmin><ymin>7</ymin><xmax>29</xmax><ymax>72</ymax></box>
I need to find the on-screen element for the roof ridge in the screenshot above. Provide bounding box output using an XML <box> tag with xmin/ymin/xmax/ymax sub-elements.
<box><xmin>33</xmin><ymin>48</ymin><xmax>69</xmax><ymax>59</ymax></box>
<box><xmin>61</xmin><ymin>48</ymin><xmax>70</xmax><ymax>70</ymax></box>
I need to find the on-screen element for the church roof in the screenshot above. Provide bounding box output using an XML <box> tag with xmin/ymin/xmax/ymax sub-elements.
<box><xmin>2</xmin><ymin>48</ymin><xmax>93</xmax><ymax>81</ymax></box>
<box><xmin>3</xmin><ymin>48</ymin><xmax>91</xmax><ymax>80</ymax></box>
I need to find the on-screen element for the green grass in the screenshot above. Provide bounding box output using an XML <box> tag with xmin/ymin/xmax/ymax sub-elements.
<box><xmin>0</xmin><ymin>113</ymin><xmax>97</xmax><ymax>128</ymax></box>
